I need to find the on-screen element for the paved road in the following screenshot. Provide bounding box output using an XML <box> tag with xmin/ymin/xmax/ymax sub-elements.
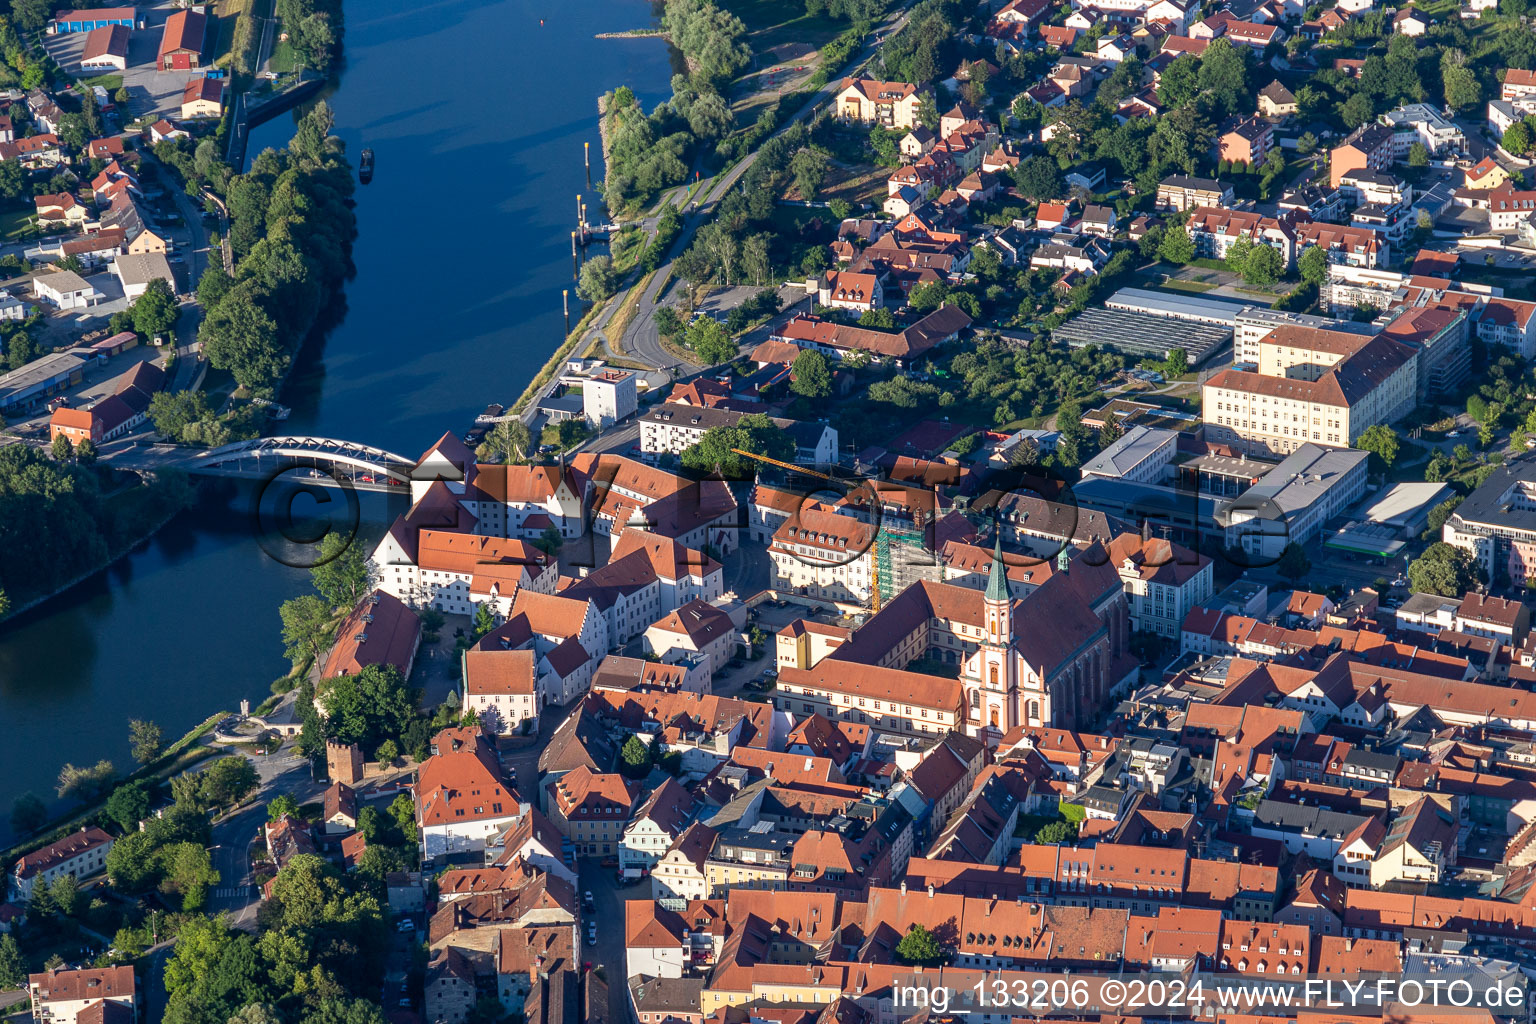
<box><xmin>619</xmin><ymin>0</ymin><xmax>917</xmax><ymax>373</ymax></box>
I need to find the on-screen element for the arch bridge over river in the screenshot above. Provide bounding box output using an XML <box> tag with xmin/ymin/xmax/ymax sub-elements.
<box><xmin>110</xmin><ymin>435</ymin><xmax>414</xmax><ymax>493</ymax></box>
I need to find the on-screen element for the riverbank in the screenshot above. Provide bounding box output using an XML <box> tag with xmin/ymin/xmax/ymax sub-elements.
<box><xmin>2</xmin><ymin>479</ymin><xmax>194</xmax><ymax>623</ymax></box>
<box><xmin>2</xmin><ymin>711</ymin><xmax>227</xmax><ymax>860</ymax></box>
<box><xmin>509</xmin><ymin>297</ymin><xmax>612</xmax><ymax>418</ymax></box>
<box><xmin>594</xmin><ymin>28</ymin><xmax>665</xmax><ymax>38</ymax></box>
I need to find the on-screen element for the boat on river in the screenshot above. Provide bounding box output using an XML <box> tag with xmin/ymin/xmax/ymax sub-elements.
<box><xmin>358</xmin><ymin>148</ymin><xmax>375</xmax><ymax>184</ymax></box>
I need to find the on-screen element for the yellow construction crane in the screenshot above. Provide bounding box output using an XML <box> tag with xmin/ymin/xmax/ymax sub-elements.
<box><xmin>729</xmin><ymin>448</ymin><xmax>882</xmax><ymax>613</ymax></box>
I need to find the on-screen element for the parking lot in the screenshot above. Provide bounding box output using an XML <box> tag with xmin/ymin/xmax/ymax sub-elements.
<box><xmin>43</xmin><ymin>0</ymin><xmax>205</xmax><ymax>122</ymax></box>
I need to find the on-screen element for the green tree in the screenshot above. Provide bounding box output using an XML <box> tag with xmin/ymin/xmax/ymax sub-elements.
<box><xmin>75</xmin><ymin>438</ymin><xmax>97</xmax><ymax>465</ymax></box>
<box><xmin>57</xmin><ymin>759</ymin><xmax>116</xmax><ymax>802</ymax></box>
<box><xmin>199</xmin><ymin>756</ymin><xmax>259</xmax><ymax>807</ymax></box>
<box><xmin>105</xmin><ymin>780</ymin><xmax>152</xmax><ymax>832</ymax></box>
<box><xmin>680</xmin><ymin>413</ymin><xmax>796</xmax><ymax>477</ymax></box>
<box><xmin>311</xmin><ymin>534</ymin><xmax>371</xmax><ymax>610</ymax></box>
<box><xmin>685</xmin><ymin>316</ymin><xmax>737</xmax><ymax>365</ymax></box>
<box><xmin>1157</xmin><ymin>54</ymin><xmax>1201</xmax><ymax>107</ymax></box>
<box><xmin>1159</xmin><ymin>226</ymin><xmax>1195</xmax><ymax>264</ymax></box>
<box><xmin>1242</xmin><ymin>244</ymin><xmax>1283</xmax><ymax>286</ymax></box>
<box><xmin>321</xmin><ymin>665</ymin><xmax>415</xmax><ymax>753</ymax></box>
<box><xmin>1408</xmin><ymin>141</ymin><xmax>1429</xmax><ymax>168</ymax></box>
<box><xmin>1276</xmin><ymin>542</ymin><xmax>1311</xmax><ymax>582</ymax></box>
<box><xmin>161</xmin><ymin>841</ymin><xmax>218</xmax><ymax>911</ymax></box>
<box><xmin>1408</xmin><ymin>542</ymin><xmax>1481</xmax><ymax>596</ymax></box>
<box><xmin>1298</xmin><ymin>244</ymin><xmax>1330</xmax><ymax>286</ymax></box>
<box><xmin>10</xmin><ymin>792</ymin><xmax>46</xmax><ymax>835</ymax></box>
<box><xmin>577</xmin><ymin>254</ymin><xmax>619</xmax><ymax>303</ymax></box>
<box><xmin>654</xmin><ymin>306</ymin><xmax>683</xmax><ymax>337</ymax></box>
<box><xmin>471</xmin><ymin>603</ymin><xmax>496</xmax><ymax>640</ymax></box>
<box><xmin>200</xmin><ymin>294</ymin><xmax>286</xmax><ymax>393</ymax></box>
<box><xmin>895</xmin><ymin>923</ymin><xmax>945</xmax><ymax>966</ymax></box>
<box><xmin>1225</xmin><ymin>236</ymin><xmax>1255</xmax><ymax>275</ymax></box>
<box><xmin>375</xmin><ymin>738</ymin><xmax>399</xmax><ymax>764</ymax></box>
<box><xmin>280</xmin><ymin>594</ymin><xmax>335</xmax><ymax>665</ymax></box>
<box><xmin>1442</xmin><ymin>56</ymin><xmax>1481</xmax><ymax>111</ymax></box>
<box><xmin>130</xmin><ymin>719</ymin><xmax>164</xmax><ymax>765</ymax></box>
<box><xmin>5</xmin><ymin>332</ymin><xmax>35</xmax><ymax>372</ymax></box>
<box><xmin>1339</xmin><ymin>91</ymin><xmax>1375</xmax><ymax>129</ymax></box>
<box><xmin>50</xmin><ymin>874</ymin><xmax>80</xmax><ymax>917</ymax></box>
<box><xmin>197</xmin><ymin>266</ymin><xmax>234</xmax><ymax>309</ymax></box>
<box><xmin>0</xmin><ymin>934</ymin><xmax>24</xmax><ymax>990</ymax></box>
<box><xmin>388</xmin><ymin>793</ymin><xmax>416</xmax><ymax>844</ymax></box>
<box><xmin>1165</xmin><ymin>348</ymin><xmax>1189</xmax><ymax>378</ymax></box>
<box><xmin>1504</xmin><ymin>119</ymin><xmax>1533</xmax><ymax>156</ymax></box>
<box><xmin>789</xmin><ymin>147</ymin><xmax>830</xmax><ymax>201</ymax></box>
<box><xmin>1197</xmin><ymin>38</ymin><xmax>1250</xmax><ymax>115</ymax></box>
<box><xmin>1035</xmin><ymin>819</ymin><xmax>1078</xmax><ymax>844</ymax></box>
<box><xmin>479</xmin><ymin>419</ymin><xmax>532</xmax><ymax>464</ymax></box>
<box><xmin>267</xmin><ymin>794</ymin><xmax>301</xmax><ymax>821</ymax></box>
<box><xmin>1424</xmin><ymin>496</ymin><xmax>1463</xmax><ymax>539</ymax></box>
<box><xmin>128</xmin><ymin>278</ymin><xmax>180</xmax><ymax>338</ymax></box>
<box><xmin>1355</xmin><ymin>424</ymin><xmax>1400</xmax><ymax>469</ymax></box>
<box><xmin>790</xmin><ymin>350</ymin><xmax>832</xmax><ymax>399</ymax></box>
<box><xmin>52</xmin><ymin>433</ymin><xmax>73</xmax><ymax>460</ymax></box>
<box><xmin>619</xmin><ymin>734</ymin><xmax>652</xmax><ymax>779</ymax></box>
<box><xmin>1012</xmin><ymin>154</ymin><xmax>1063</xmax><ymax>200</ymax></box>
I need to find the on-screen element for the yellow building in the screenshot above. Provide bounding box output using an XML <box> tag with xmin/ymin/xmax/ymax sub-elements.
<box><xmin>834</xmin><ymin>78</ymin><xmax>922</xmax><ymax>130</ymax></box>
<box><xmin>1203</xmin><ymin>330</ymin><xmax>1418</xmax><ymax>457</ymax></box>
<box><xmin>1465</xmin><ymin>156</ymin><xmax>1511</xmax><ymax>191</ymax></box>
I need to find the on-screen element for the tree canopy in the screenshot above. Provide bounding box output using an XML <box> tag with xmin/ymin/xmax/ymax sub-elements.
<box><xmin>1408</xmin><ymin>542</ymin><xmax>1482</xmax><ymax>597</ymax></box>
<box><xmin>680</xmin><ymin>413</ymin><xmax>796</xmax><ymax>478</ymax></box>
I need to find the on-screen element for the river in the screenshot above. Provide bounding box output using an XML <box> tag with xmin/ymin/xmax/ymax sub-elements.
<box><xmin>0</xmin><ymin>0</ymin><xmax>673</xmax><ymax>832</ymax></box>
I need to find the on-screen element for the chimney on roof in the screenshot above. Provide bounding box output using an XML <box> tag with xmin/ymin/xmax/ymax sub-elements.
<box><xmin>927</xmin><ymin>884</ymin><xmax>935</xmax><ymax>898</ymax></box>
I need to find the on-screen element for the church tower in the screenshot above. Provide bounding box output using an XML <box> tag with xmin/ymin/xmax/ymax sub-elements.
<box><xmin>978</xmin><ymin>534</ymin><xmax>1015</xmax><ymax>733</ymax></box>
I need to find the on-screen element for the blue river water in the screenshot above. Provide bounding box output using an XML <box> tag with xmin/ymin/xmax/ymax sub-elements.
<box><xmin>0</xmin><ymin>0</ymin><xmax>673</xmax><ymax>829</ymax></box>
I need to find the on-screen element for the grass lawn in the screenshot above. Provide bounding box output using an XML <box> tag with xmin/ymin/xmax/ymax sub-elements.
<box><xmin>1155</xmin><ymin>277</ymin><xmax>1219</xmax><ymax>294</ymax></box>
<box><xmin>268</xmin><ymin>38</ymin><xmax>296</xmax><ymax>74</ymax></box>
<box><xmin>722</xmin><ymin>0</ymin><xmax>844</xmax><ymax>51</ymax></box>
<box><xmin>820</xmin><ymin>164</ymin><xmax>887</xmax><ymax>207</ymax></box>
<box><xmin>211</xmin><ymin>13</ymin><xmax>240</xmax><ymax>67</ymax></box>
<box><xmin>0</xmin><ymin>207</ymin><xmax>33</xmax><ymax>242</ymax></box>
<box><xmin>80</xmin><ymin>73</ymin><xmax>123</xmax><ymax>91</ymax></box>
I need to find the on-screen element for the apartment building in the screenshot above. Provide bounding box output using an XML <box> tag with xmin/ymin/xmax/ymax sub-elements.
<box><xmin>1202</xmin><ymin>332</ymin><xmax>1417</xmax><ymax>456</ymax></box>
<box><xmin>1157</xmin><ymin>174</ymin><xmax>1233</xmax><ymax>211</ymax></box>
<box><xmin>835</xmin><ymin>78</ymin><xmax>922</xmax><ymax>129</ymax></box>
<box><xmin>769</xmin><ymin>505</ymin><xmax>876</xmax><ymax>606</ymax></box>
<box><xmin>1185</xmin><ymin>206</ymin><xmax>1296</xmax><ymax>266</ymax></box>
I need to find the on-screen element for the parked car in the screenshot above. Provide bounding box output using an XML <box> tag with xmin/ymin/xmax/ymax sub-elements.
<box><xmin>396</xmin><ymin>918</ymin><xmax>415</xmax><ymax>933</ymax></box>
<box><xmin>583</xmin><ymin>890</ymin><xmax>594</xmax><ymax>911</ymax></box>
<box><xmin>586</xmin><ymin>922</ymin><xmax>597</xmax><ymax>946</ymax></box>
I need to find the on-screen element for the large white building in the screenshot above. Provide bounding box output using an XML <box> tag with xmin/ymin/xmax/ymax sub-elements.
<box><xmin>473</xmin><ymin>589</ymin><xmax>608</xmax><ymax>706</ymax></box>
<box><xmin>416</xmin><ymin>726</ymin><xmax>524</xmax><ymax>861</ymax></box>
<box><xmin>1443</xmin><ymin>456</ymin><xmax>1536</xmax><ymax>585</ymax></box>
<box><xmin>371</xmin><ymin>527</ymin><xmax>556</xmax><ymax>617</ymax></box>
<box><xmin>769</xmin><ymin>504</ymin><xmax>877</xmax><ymax>606</ymax></box>
<box><xmin>408</xmin><ymin>434</ymin><xmax>587</xmax><ymax>540</ymax></box>
<box><xmin>583</xmin><ymin>369</ymin><xmax>637</xmax><ymax>430</ymax></box>
<box><xmin>28</xmin><ymin>967</ymin><xmax>136</xmax><ymax>1024</ymax></box>
<box><xmin>1224</xmin><ymin>445</ymin><xmax>1370</xmax><ymax>560</ymax></box>
<box><xmin>1202</xmin><ymin>327</ymin><xmax>1418</xmax><ymax>457</ymax></box>
<box><xmin>640</xmin><ymin>404</ymin><xmax>838</xmax><ymax>466</ymax></box>
<box><xmin>462</xmin><ymin>647</ymin><xmax>539</xmax><ymax>735</ymax></box>
<box><xmin>11</xmin><ymin>827</ymin><xmax>114</xmax><ymax>901</ymax></box>
<box><xmin>1105</xmin><ymin>533</ymin><xmax>1214</xmax><ymax>639</ymax></box>
<box><xmin>1079</xmin><ymin>426</ymin><xmax>1178</xmax><ymax>484</ymax></box>
<box><xmin>1233</xmin><ymin>308</ymin><xmax>1363</xmax><ymax>366</ymax></box>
